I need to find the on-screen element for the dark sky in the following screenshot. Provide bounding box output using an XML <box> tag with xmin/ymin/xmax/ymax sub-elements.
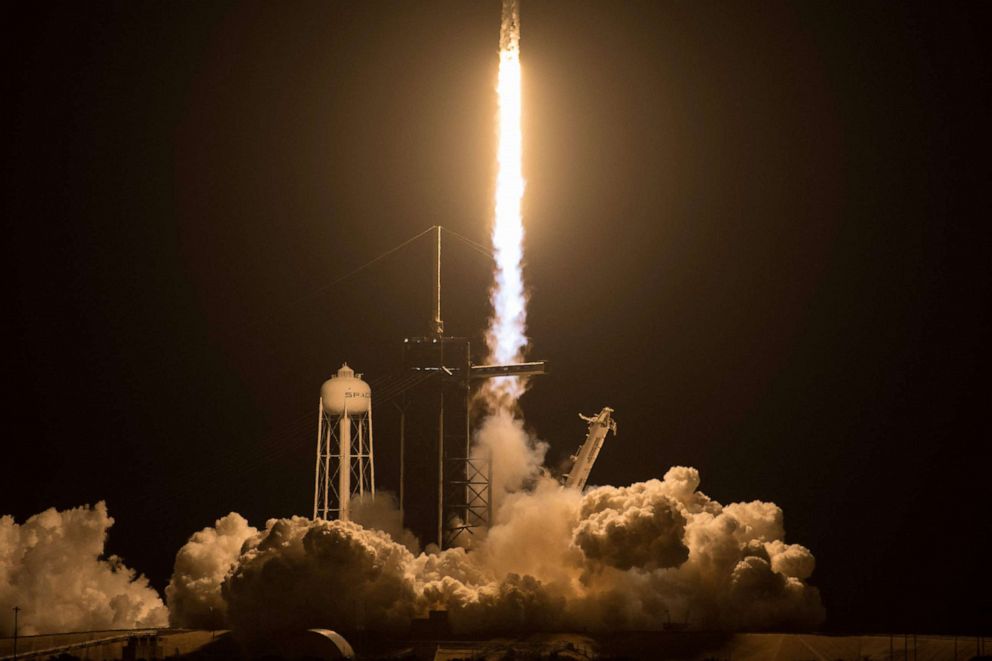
<box><xmin>3</xmin><ymin>0</ymin><xmax>989</xmax><ymax>635</ymax></box>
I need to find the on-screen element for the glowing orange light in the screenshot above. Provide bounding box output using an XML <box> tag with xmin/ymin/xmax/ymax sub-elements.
<box><xmin>484</xmin><ymin>0</ymin><xmax>527</xmax><ymax>407</ymax></box>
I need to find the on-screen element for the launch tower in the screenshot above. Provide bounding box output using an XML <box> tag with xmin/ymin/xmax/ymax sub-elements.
<box><xmin>398</xmin><ymin>227</ymin><xmax>546</xmax><ymax>548</ymax></box>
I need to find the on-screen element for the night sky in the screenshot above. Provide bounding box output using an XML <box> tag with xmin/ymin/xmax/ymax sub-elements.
<box><xmin>4</xmin><ymin>1</ymin><xmax>989</xmax><ymax>635</ymax></box>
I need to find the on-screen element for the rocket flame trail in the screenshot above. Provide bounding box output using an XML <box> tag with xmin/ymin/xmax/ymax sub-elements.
<box><xmin>483</xmin><ymin>0</ymin><xmax>527</xmax><ymax>408</ymax></box>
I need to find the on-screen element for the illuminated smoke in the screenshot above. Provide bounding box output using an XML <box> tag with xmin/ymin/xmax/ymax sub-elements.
<box><xmin>0</xmin><ymin>502</ymin><xmax>167</xmax><ymax>636</ymax></box>
<box><xmin>160</xmin><ymin>0</ymin><xmax>824</xmax><ymax>638</ymax></box>
<box><xmin>165</xmin><ymin>512</ymin><xmax>257</xmax><ymax>629</ymax></box>
<box><xmin>471</xmin><ymin>409</ymin><xmax>548</xmax><ymax>513</ymax></box>
<box><xmin>168</xmin><ymin>465</ymin><xmax>823</xmax><ymax>634</ymax></box>
<box><xmin>350</xmin><ymin>491</ymin><xmax>420</xmax><ymax>553</ymax></box>
<box><xmin>482</xmin><ymin>0</ymin><xmax>528</xmax><ymax>408</ymax></box>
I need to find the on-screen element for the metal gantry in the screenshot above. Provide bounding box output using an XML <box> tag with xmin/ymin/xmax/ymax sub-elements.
<box><xmin>398</xmin><ymin>227</ymin><xmax>547</xmax><ymax>548</ymax></box>
<box><xmin>308</xmin><ymin>226</ymin><xmax>546</xmax><ymax>547</ymax></box>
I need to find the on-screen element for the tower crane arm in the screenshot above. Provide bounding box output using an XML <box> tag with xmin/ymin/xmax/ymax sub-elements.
<box><xmin>561</xmin><ymin>407</ymin><xmax>617</xmax><ymax>491</ymax></box>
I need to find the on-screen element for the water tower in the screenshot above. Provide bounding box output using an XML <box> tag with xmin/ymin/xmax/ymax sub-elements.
<box><xmin>313</xmin><ymin>363</ymin><xmax>375</xmax><ymax>521</ymax></box>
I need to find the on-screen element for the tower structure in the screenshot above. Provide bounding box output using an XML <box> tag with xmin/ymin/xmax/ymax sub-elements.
<box><xmin>399</xmin><ymin>227</ymin><xmax>546</xmax><ymax>548</ymax></box>
<box><xmin>314</xmin><ymin>363</ymin><xmax>375</xmax><ymax>521</ymax></box>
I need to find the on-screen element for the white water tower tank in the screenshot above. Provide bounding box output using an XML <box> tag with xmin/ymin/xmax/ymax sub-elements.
<box><xmin>320</xmin><ymin>363</ymin><xmax>371</xmax><ymax>415</ymax></box>
<box><xmin>314</xmin><ymin>362</ymin><xmax>375</xmax><ymax>522</ymax></box>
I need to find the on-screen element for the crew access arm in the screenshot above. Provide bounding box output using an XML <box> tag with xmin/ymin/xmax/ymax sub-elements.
<box><xmin>562</xmin><ymin>407</ymin><xmax>618</xmax><ymax>490</ymax></box>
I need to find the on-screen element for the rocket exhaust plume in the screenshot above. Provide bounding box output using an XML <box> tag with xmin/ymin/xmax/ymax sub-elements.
<box><xmin>483</xmin><ymin>0</ymin><xmax>528</xmax><ymax>409</ymax></box>
<box><xmin>167</xmin><ymin>467</ymin><xmax>824</xmax><ymax>636</ymax></box>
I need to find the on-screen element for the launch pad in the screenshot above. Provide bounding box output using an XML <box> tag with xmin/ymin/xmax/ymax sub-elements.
<box><xmin>309</xmin><ymin>225</ymin><xmax>622</xmax><ymax>551</ymax></box>
<box><xmin>312</xmin><ymin>226</ymin><xmax>548</xmax><ymax>549</ymax></box>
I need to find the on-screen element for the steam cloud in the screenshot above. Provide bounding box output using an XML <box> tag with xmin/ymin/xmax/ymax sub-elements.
<box><xmin>0</xmin><ymin>502</ymin><xmax>167</xmax><ymax>636</ymax></box>
<box><xmin>165</xmin><ymin>512</ymin><xmax>257</xmax><ymax>629</ymax></box>
<box><xmin>0</xmin><ymin>427</ymin><xmax>822</xmax><ymax>637</ymax></box>
<box><xmin>168</xmin><ymin>422</ymin><xmax>823</xmax><ymax>636</ymax></box>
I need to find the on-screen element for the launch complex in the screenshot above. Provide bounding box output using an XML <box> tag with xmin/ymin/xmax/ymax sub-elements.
<box><xmin>311</xmin><ymin>225</ymin><xmax>618</xmax><ymax>550</ymax></box>
<box><xmin>309</xmin><ymin>0</ymin><xmax>618</xmax><ymax>551</ymax></box>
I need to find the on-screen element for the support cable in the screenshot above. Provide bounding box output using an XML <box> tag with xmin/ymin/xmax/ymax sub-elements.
<box><xmin>244</xmin><ymin>225</ymin><xmax>436</xmax><ymax>330</ymax></box>
<box><xmin>129</xmin><ymin>224</ymin><xmax>496</xmax><ymax>514</ymax></box>
<box><xmin>440</xmin><ymin>226</ymin><xmax>495</xmax><ymax>262</ymax></box>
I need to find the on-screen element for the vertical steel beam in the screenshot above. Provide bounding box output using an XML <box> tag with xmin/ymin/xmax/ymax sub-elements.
<box><xmin>437</xmin><ymin>388</ymin><xmax>444</xmax><ymax>548</ymax></box>
<box><xmin>431</xmin><ymin>226</ymin><xmax>443</xmax><ymax>337</ymax></box>
<box><xmin>339</xmin><ymin>401</ymin><xmax>351</xmax><ymax>521</ymax></box>
<box><xmin>358</xmin><ymin>417</ymin><xmax>365</xmax><ymax>496</ymax></box>
<box><xmin>323</xmin><ymin>414</ymin><xmax>331</xmax><ymax>519</ymax></box>
<box><xmin>313</xmin><ymin>399</ymin><xmax>322</xmax><ymax>519</ymax></box>
<box><xmin>368</xmin><ymin>398</ymin><xmax>375</xmax><ymax>499</ymax></box>
<box><xmin>463</xmin><ymin>341</ymin><xmax>472</xmax><ymax>530</ymax></box>
<box><xmin>398</xmin><ymin>399</ymin><xmax>405</xmax><ymax>511</ymax></box>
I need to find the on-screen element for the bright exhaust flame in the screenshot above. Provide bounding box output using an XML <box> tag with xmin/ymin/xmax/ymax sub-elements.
<box><xmin>483</xmin><ymin>0</ymin><xmax>527</xmax><ymax>408</ymax></box>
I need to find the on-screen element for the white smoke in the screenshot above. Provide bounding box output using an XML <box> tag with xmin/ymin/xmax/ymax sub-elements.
<box><xmin>471</xmin><ymin>410</ymin><xmax>548</xmax><ymax>512</ymax></box>
<box><xmin>224</xmin><ymin>517</ymin><xmax>419</xmax><ymax>637</ymax></box>
<box><xmin>167</xmin><ymin>460</ymin><xmax>823</xmax><ymax>636</ymax></box>
<box><xmin>573</xmin><ymin>481</ymin><xmax>690</xmax><ymax>571</ymax></box>
<box><xmin>350</xmin><ymin>491</ymin><xmax>420</xmax><ymax>553</ymax></box>
<box><xmin>165</xmin><ymin>512</ymin><xmax>257</xmax><ymax>629</ymax></box>
<box><xmin>0</xmin><ymin>502</ymin><xmax>168</xmax><ymax>636</ymax></box>
<box><xmin>1</xmin><ymin>439</ymin><xmax>820</xmax><ymax>637</ymax></box>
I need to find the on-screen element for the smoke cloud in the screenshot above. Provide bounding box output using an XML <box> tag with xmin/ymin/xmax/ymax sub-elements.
<box><xmin>223</xmin><ymin>517</ymin><xmax>418</xmax><ymax>637</ymax></box>
<box><xmin>471</xmin><ymin>410</ymin><xmax>548</xmax><ymax>513</ymax></box>
<box><xmin>165</xmin><ymin>512</ymin><xmax>257</xmax><ymax>629</ymax></box>
<box><xmin>573</xmin><ymin>482</ymin><xmax>690</xmax><ymax>571</ymax></box>
<box><xmin>167</xmin><ymin>454</ymin><xmax>823</xmax><ymax>636</ymax></box>
<box><xmin>0</xmin><ymin>502</ymin><xmax>167</xmax><ymax>636</ymax></box>
<box><xmin>350</xmin><ymin>491</ymin><xmax>420</xmax><ymax>553</ymax></box>
<box><xmin>1</xmin><ymin>435</ymin><xmax>821</xmax><ymax>637</ymax></box>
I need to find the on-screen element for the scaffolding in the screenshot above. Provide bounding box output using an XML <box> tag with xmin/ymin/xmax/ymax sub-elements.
<box><xmin>397</xmin><ymin>227</ymin><xmax>547</xmax><ymax>548</ymax></box>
